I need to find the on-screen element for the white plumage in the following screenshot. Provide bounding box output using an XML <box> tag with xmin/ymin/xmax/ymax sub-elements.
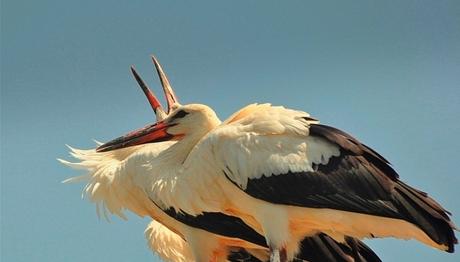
<box><xmin>60</xmin><ymin>140</ymin><xmax>269</xmax><ymax>261</ymax></box>
<box><xmin>145</xmin><ymin>220</ymin><xmax>194</xmax><ymax>262</ymax></box>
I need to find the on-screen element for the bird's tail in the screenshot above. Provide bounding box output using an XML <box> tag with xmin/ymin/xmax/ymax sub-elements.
<box><xmin>394</xmin><ymin>181</ymin><xmax>457</xmax><ymax>252</ymax></box>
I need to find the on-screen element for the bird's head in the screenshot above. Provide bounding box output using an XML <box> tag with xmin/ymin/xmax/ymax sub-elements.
<box><xmin>97</xmin><ymin>103</ymin><xmax>220</xmax><ymax>152</ymax></box>
<box><xmin>159</xmin><ymin>103</ymin><xmax>220</xmax><ymax>139</ymax></box>
<box><xmin>96</xmin><ymin>57</ymin><xmax>220</xmax><ymax>153</ymax></box>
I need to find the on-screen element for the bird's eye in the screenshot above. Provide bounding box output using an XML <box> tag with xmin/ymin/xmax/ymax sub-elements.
<box><xmin>171</xmin><ymin>110</ymin><xmax>189</xmax><ymax>120</ymax></box>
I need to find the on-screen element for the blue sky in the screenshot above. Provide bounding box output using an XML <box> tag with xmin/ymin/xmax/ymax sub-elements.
<box><xmin>2</xmin><ymin>1</ymin><xmax>460</xmax><ymax>261</ymax></box>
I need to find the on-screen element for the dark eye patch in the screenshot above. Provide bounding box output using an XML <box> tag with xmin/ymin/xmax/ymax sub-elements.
<box><xmin>171</xmin><ymin>110</ymin><xmax>189</xmax><ymax>120</ymax></box>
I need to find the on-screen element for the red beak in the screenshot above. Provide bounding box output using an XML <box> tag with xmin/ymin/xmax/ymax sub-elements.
<box><xmin>97</xmin><ymin>55</ymin><xmax>180</xmax><ymax>153</ymax></box>
<box><xmin>96</xmin><ymin>121</ymin><xmax>175</xmax><ymax>152</ymax></box>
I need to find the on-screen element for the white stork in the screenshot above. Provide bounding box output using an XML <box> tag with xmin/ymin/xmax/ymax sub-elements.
<box><xmin>61</xmin><ymin>57</ymin><xmax>381</xmax><ymax>262</ymax></box>
<box><xmin>60</xmin><ymin>59</ymin><xmax>264</xmax><ymax>261</ymax></box>
<box><xmin>96</xmin><ymin>61</ymin><xmax>457</xmax><ymax>262</ymax></box>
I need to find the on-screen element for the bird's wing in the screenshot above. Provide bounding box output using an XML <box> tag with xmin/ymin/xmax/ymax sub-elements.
<box><xmin>218</xmin><ymin>123</ymin><xmax>400</xmax><ymax>217</ymax></box>
<box><xmin>194</xmin><ymin>104</ymin><xmax>455</xmax><ymax>251</ymax></box>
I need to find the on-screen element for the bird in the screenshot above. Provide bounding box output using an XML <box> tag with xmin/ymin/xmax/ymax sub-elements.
<box><xmin>60</xmin><ymin>60</ymin><xmax>264</xmax><ymax>261</ymax></box>
<box><xmin>61</xmin><ymin>56</ymin><xmax>381</xmax><ymax>262</ymax></box>
<box><xmin>96</xmin><ymin>59</ymin><xmax>457</xmax><ymax>262</ymax></box>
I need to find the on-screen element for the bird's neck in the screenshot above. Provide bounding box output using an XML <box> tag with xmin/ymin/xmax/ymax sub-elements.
<box><xmin>164</xmin><ymin>138</ymin><xmax>198</xmax><ymax>164</ymax></box>
<box><xmin>163</xmin><ymin>118</ymin><xmax>221</xmax><ymax>165</ymax></box>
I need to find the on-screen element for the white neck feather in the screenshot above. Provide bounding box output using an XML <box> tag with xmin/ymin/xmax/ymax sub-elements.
<box><xmin>164</xmin><ymin>116</ymin><xmax>222</xmax><ymax>165</ymax></box>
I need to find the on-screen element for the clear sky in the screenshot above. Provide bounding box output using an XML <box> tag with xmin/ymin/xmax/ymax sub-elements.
<box><xmin>2</xmin><ymin>1</ymin><xmax>460</xmax><ymax>261</ymax></box>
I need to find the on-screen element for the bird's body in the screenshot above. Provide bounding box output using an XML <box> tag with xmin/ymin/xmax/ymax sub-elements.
<box><xmin>61</xmin><ymin>142</ymin><xmax>267</xmax><ymax>261</ymax></box>
<box><xmin>63</xmin><ymin>139</ymin><xmax>382</xmax><ymax>262</ymax></box>
<box><xmin>100</xmin><ymin>102</ymin><xmax>456</xmax><ymax>261</ymax></box>
<box><xmin>62</xmin><ymin>57</ymin><xmax>385</xmax><ymax>262</ymax></box>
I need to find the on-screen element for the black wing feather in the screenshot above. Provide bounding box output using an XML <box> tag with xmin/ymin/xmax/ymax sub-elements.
<box><xmin>153</xmin><ymin>199</ymin><xmax>382</xmax><ymax>261</ymax></box>
<box><xmin>237</xmin><ymin>124</ymin><xmax>456</xmax><ymax>252</ymax></box>
<box><xmin>156</xmin><ymin>205</ymin><xmax>268</xmax><ymax>247</ymax></box>
<box><xmin>295</xmin><ymin>234</ymin><xmax>381</xmax><ymax>262</ymax></box>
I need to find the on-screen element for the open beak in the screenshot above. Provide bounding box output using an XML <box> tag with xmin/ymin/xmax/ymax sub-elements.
<box><xmin>130</xmin><ymin>66</ymin><xmax>167</xmax><ymax>120</ymax></box>
<box><xmin>97</xmin><ymin>55</ymin><xmax>180</xmax><ymax>153</ymax></box>
<box><xmin>96</xmin><ymin>121</ymin><xmax>175</xmax><ymax>152</ymax></box>
<box><xmin>151</xmin><ymin>55</ymin><xmax>179</xmax><ymax>113</ymax></box>
<box><xmin>130</xmin><ymin>55</ymin><xmax>180</xmax><ymax>120</ymax></box>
